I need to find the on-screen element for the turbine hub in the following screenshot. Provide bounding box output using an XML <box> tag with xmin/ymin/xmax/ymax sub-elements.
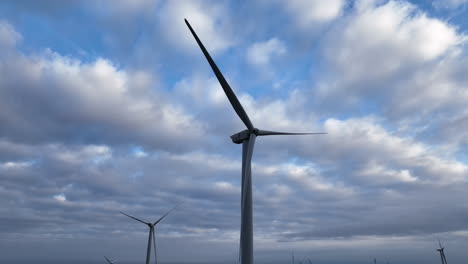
<box><xmin>230</xmin><ymin>128</ymin><xmax>258</xmax><ymax>144</ymax></box>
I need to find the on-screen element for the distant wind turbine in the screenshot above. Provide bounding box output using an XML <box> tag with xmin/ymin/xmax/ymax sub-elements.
<box><xmin>437</xmin><ymin>239</ymin><xmax>448</xmax><ymax>264</ymax></box>
<box><xmin>301</xmin><ymin>256</ymin><xmax>308</xmax><ymax>264</ymax></box>
<box><xmin>120</xmin><ymin>204</ymin><xmax>180</xmax><ymax>264</ymax></box>
<box><xmin>185</xmin><ymin>19</ymin><xmax>325</xmax><ymax>264</ymax></box>
<box><xmin>104</xmin><ymin>256</ymin><xmax>117</xmax><ymax>264</ymax></box>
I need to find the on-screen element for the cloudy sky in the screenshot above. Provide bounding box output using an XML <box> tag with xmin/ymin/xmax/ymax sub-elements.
<box><xmin>0</xmin><ymin>0</ymin><xmax>468</xmax><ymax>263</ymax></box>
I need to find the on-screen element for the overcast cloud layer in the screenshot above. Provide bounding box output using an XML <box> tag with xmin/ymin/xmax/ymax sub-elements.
<box><xmin>0</xmin><ymin>1</ymin><xmax>467</xmax><ymax>264</ymax></box>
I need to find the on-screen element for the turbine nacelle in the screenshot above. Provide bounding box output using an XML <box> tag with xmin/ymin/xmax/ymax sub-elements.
<box><xmin>231</xmin><ymin>129</ymin><xmax>257</xmax><ymax>144</ymax></box>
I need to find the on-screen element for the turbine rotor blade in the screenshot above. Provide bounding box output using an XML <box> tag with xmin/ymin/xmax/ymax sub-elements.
<box><xmin>184</xmin><ymin>19</ymin><xmax>254</xmax><ymax>131</ymax></box>
<box><xmin>153</xmin><ymin>229</ymin><xmax>158</xmax><ymax>264</ymax></box>
<box><xmin>104</xmin><ymin>256</ymin><xmax>112</xmax><ymax>264</ymax></box>
<box><xmin>120</xmin><ymin>212</ymin><xmax>149</xmax><ymax>225</ymax></box>
<box><xmin>257</xmin><ymin>130</ymin><xmax>326</xmax><ymax>136</ymax></box>
<box><xmin>154</xmin><ymin>203</ymin><xmax>182</xmax><ymax>225</ymax></box>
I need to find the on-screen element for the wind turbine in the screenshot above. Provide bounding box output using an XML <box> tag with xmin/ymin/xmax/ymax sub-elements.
<box><xmin>185</xmin><ymin>19</ymin><xmax>325</xmax><ymax>264</ymax></box>
<box><xmin>436</xmin><ymin>239</ymin><xmax>448</xmax><ymax>264</ymax></box>
<box><xmin>120</xmin><ymin>204</ymin><xmax>180</xmax><ymax>264</ymax></box>
<box><xmin>298</xmin><ymin>256</ymin><xmax>307</xmax><ymax>264</ymax></box>
<box><xmin>104</xmin><ymin>256</ymin><xmax>117</xmax><ymax>264</ymax></box>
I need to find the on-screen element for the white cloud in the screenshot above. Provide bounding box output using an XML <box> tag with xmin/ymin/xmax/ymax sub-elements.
<box><xmin>246</xmin><ymin>38</ymin><xmax>286</xmax><ymax>67</ymax></box>
<box><xmin>285</xmin><ymin>163</ymin><xmax>354</xmax><ymax>195</ymax></box>
<box><xmin>314</xmin><ymin>0</ymin><xmax>468</xmax><ymax>148</ymax></box>
<box><xmin>0</xmin><ymin>161</ymin><xmax>33</xmax><ymax>170</ymax></box>
<box><xmin>54</xmin><ymin>145</ymin><xmax>112</xmax><ymax>165</ymax></box>
<box><xmin>359</xmin><ymin>162</ymin><xmax>418</xmax><ymax>183</ymax></box>
<box><xmin>239</xmin><ymin>94</ymin><xmax>322</xmax><ymax>133</ymax></box>
<box><xmin>316</xmin><ymin>118</ymin><xmax>468</xmax><ymax>184</ymax></box>
<box><xmin>214</xmin><ymin>181</ymin><xmax>236</xmax><ymax>193</ymax></box>
<box><xmin>280</xmin><ymin>0</ymin><xmax>346</xmax><ymax>27</ymax></box>
<box><xmin>0</xmin><ymin>20</ymin><xmax>21</xmax><ymax>50</ymax></box>
<box><xmin>174</xmin><ymin>74</ymin><xmax>226</xmax><ymax>106</ymax></box>
<box><xmin>53</xmin><ymin>193</ymin><xmax>67</xmax><ymax>202</ymax></box>
<box><xmin>158</xmin><ymin>0</ymin><xmax>232</xmax><ymax>54</ymax></box>
<box><xmin>324</xmin><ymin>0</ymin><xmax>461</xmax><ymax>83</ymax></box>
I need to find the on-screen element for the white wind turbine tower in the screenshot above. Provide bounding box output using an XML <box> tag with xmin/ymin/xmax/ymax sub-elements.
<box><xmin>185</xmin><ymin>19</ymin><xmax>325</xmax><ymax>264</ymax></box>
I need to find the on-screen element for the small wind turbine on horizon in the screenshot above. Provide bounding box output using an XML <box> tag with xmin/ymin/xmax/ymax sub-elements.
<box><xmin>104</xmin><ymin>256</ymin><xmax>117</xmax><ymax>264</ymax></box>
<box><xmin>298</xmin><ymin>256</ymin><xmax>307</xmax><ymax>264</ymax></box>
<box><xmin>185</xmin><ymin>19</ymin><xmax>325</xmax><ymax>264</ymax></box>
<box><xmin>120</xmin><ymin>204</ymin><xmax>181</xmax><ymax>264</ymax></box>
<box><xmin>437</xmin><ymin>239</ymin><xmax>448</xmax><ymax>264</ymax></box>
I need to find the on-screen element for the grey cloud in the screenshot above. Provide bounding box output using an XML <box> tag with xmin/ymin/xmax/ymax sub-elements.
<box><xmin>281</xmin><ymin>184</ymin><xmax>468</xmax><ymax>239</ymax></box>
<box><xmin>0</xmin><ymin>31</ymin><xmax>204</xmax><ymax>152</ymax></box>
